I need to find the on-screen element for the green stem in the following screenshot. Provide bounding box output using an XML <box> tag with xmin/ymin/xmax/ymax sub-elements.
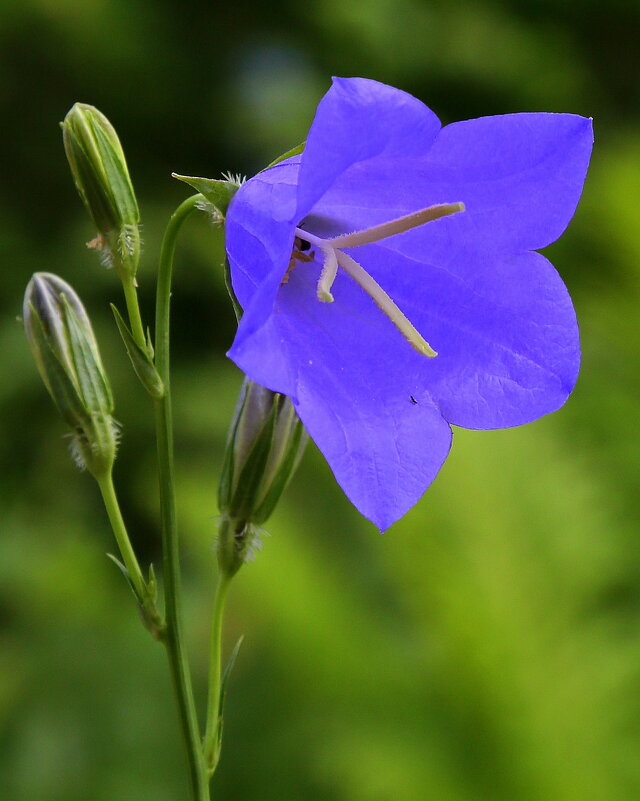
<box><xmin>204</xmin><ymin>571</ymin><xmax>232</xmax><ymax>775</ymax></box>
<box><xmin>96</xmin><ymin>469</ymin><xmax>146</xmax><ymax>600</ymax></box>
<box><xmin>154</xmin><ymin>195</ymin><xmax>209</xmax><ymax>801</ymax></box>
<box><xmin>121</xmin><ymin>272</ymin><xmax>147</xmax><ymax>351</ymax></box>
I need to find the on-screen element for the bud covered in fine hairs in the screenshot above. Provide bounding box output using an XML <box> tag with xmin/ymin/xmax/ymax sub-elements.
<box><xmin>217</xmin><ymin>378</ymin><xmax>307</xmax><ymax>577</ymax></box>
<box><xmin>23</xmin><ymin>272</ymin><xmax>118</xmax><ymax>478</ymax></box>
<box><xmin>62</xmin><ymin>103</ymin><xmax>141</xmax><ymax>276</ymax></box>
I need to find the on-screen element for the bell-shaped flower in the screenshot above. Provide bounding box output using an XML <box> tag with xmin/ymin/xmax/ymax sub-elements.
<box><xmin>224</xmin><ymin>77</ymin><xmax>593</xmax><ymax>530</ymax></box>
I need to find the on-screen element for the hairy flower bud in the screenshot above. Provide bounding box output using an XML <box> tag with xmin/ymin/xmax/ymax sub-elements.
<box><xmin>23</xmin><ymin>272</ymin><xmax>118</xmax><ymax>478</ymax></box>
<box><xmin>217</xmin><ymin>378</ymin><xmax>307</xmax><ymax>576</ymax></box>
<box><xmin>62</xmin><ymin>102</ymin><xmax>141</xmax><ymax>276</ymax></box>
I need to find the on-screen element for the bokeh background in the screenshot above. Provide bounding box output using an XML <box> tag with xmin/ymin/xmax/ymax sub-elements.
<box><xmin>1</xmin><ymin>0</ymin><xmax>640</xmax><ymax>799</ymax></box>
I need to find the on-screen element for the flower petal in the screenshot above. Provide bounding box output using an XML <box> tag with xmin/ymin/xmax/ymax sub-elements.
<box><xmin>347</xmin><ymin>238</ymin><xmax>580</xmax><ymax>429</ymax></box>
<box><xmin>225</xmin><ymin>158</ymin><xmax>300</xmax><ymax>308</ymax></box>
<box><xmin>309</xmin><ymin>111</ymin><xmax>593</xmax><ymax>252</ymax></box>
<box><xmin>225</xmin><ymin>158</ymin><xmax>301</xmax><ymax>347</ymax></box>
<box><xmin>295</xmin><ymin>77</ymin><xmax>441</xmax><ymax>218</ymax></box>
<box><xmin>229</xmin><ymin>247</ymin><xmax>453</xmax><ymax>530</ymax></box>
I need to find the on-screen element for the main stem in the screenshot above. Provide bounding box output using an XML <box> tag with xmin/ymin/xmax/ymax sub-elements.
<box><xmin>155</xmin><ymin>195</ymin><xmax>209</xmax><ymax>801</ymax></box>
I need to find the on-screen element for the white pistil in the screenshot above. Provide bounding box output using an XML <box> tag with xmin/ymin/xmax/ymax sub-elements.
<box><xmin>294</xmin><ymin>202</ymin><xmax>464</xmax><ymax>359</ymax></box>
<box><xmin>316</xmin><ymin>247</ymin><xmax>338</xmax><ymax>302</ymax></box>
<box><xmin>336</xmin><ymin>250</ymin><xmax>437</xmax><ymax>357</ymax></box>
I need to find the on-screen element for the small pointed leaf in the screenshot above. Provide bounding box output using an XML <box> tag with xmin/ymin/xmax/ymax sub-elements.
<box><xmin>111</xmin><ymin>305</ymin><xmax>165</xmax><ymax>399</ymax></box>
<box><xmin>219</xmin><ymin>635</ymin><xmax>244</xmax><ymax>717</ymax></box>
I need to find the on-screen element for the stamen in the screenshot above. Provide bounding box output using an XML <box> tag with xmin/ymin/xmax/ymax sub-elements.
<box><xmin>292</xmin><ymin>202</ymin><xmax>465</xmax><ymax>358</ymax></box>
<box><xmin>335</xmin><ymin>250</ymin><xmax>437</xmax><ymax>358</ymax></box>
<box><xmin>316</xmin><ymin>248</ymin><xmax>338</xmax><ymax>303</ymax></box>
<box><xmin>329</xmin><ymin>202</ymin><xmax>465</xmax><ymax>248</ymax></box>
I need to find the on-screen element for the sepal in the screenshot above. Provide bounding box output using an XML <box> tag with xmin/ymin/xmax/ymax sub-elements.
<box><xmin>172</xmin><ymin>174</ymin><xmax>240</xmax><ymax>217</ymax></box>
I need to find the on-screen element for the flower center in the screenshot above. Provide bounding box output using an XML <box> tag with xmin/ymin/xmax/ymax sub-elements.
<box><xmin>293</xmin><ymin>202</ymin><xmax>464</xmax><ymax>358</ymax></box>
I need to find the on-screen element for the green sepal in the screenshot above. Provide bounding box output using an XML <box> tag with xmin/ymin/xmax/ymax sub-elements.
<box><xmin>171</xmin><ymin>174</ymin><xmax>239</xmax><ymax>216</ymax></box>
<box><xmin>111</xmin><ymin>304</ymin><xmax>165</xmax><ymax>399</ymax></box>
<box><xmin>265</xmin><ymin>141</ymin><xmax>305</xmax><ymax>169</ymax></box>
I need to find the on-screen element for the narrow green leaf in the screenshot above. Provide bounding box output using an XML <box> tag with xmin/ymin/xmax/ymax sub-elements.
<box><xmin>219</xmin><ymin>634</ymin><xmax>245</xmax><ymax>717</ymax></box>
<box><xmin>111</xmin><ymin>305</ymin><xmax>165</xmax><ymax>399</ymax></box>
<box><xmin>105</xmin><ymin>552</ymin><xmax>138</xmax><ymax>599</ymax></box>
<box><xmin>215</xmin><ymin>635</ymin><xmax>245</xmax><ymax>753</ymax></box>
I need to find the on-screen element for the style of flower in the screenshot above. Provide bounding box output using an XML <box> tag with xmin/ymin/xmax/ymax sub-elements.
<box><xmin>224</xmin><ymin>77</ymin><xmax>593</xmax><ymax>530</ymax></box>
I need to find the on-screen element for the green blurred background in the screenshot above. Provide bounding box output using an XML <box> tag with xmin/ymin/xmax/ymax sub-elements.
<box><xmin>1</xmin><ymin>0</ymin><xmax>640</xmax><ymax>799</ymax></box>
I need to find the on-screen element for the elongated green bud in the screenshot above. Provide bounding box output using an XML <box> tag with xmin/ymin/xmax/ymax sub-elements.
<box><xmin>62</xmin><ymin>103</ymin><xmax>141</xmax><ymax>276</ymax></box>
<box><xmin>23</xmin><ymin>272</ymin><xmax>118</xmax><ymax>479</ymax></box>
<box><xmin>217</xmin><ymin>378</ymin><xmax>307</xmax><ymax>577</ymax></box>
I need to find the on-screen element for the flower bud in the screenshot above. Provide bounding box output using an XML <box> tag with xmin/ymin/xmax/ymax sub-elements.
<box><xmin>62</xmin><ymin>103</ymin><xmax>141</xmax><ymax>276</ymax></box>
<box><xmin>23</xmin><ymin>272</ymin><xmax>118</xmax><ymax>478</ymax></box>
<box><xmin>217</xmin><ymin>378</ymin><xmax>307</xmax><ymax>576</ymax></box>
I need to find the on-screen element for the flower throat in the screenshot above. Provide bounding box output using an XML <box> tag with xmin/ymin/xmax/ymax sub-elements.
<box><xmin>291</xmin><ymin>202</ymin><xmax>465</xmax><ymax>358</ymax></box>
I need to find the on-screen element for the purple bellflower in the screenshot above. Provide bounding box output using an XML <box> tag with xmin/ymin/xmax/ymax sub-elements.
<box><xmin>224</xmin><ymin>77</ymin><xmax>593</xmax><ymax>530</ymax></box>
